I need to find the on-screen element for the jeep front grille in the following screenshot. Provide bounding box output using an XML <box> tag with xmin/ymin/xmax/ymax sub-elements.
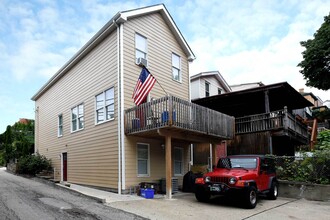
<box><xmin>211</xmin><ymin>177</ymin><xmax>229</xmax><ymax>184</ymax></box>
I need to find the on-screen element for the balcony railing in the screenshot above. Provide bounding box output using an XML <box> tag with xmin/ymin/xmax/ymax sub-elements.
<box><xmin>125</xmin><ymin>95</ymin><xmax>234</xmax><ymax>139</ymax></box>
<box><xmin>235</xmin><ymin>107</ymin><xmax>309</xmax><ymax>139</ymax></box>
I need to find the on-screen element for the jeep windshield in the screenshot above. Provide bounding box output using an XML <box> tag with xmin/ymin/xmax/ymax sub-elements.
<box><xmin>217</xmin><ymin>157</ymin><xmax>257</xmax><ymax>169</ymax></box>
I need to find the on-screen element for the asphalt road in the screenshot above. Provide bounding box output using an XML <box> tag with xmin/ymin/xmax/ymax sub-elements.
<box><xmin>0</xmin><ymin>167</ymin><xmax>145</xmax><ymax>220</ymax></box>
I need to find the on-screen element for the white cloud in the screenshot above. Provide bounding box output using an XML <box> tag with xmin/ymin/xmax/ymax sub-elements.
<box><xmin>185</xmin><ymin>0</ymin><xmax>330</xmax><ymax>102</ymax></box>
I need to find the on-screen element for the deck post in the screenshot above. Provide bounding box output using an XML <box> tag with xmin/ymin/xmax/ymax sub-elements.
<box><xmin>165</xmin><ymin>135</ymin><xmax>172</xmax><ymax>199</ymax></box>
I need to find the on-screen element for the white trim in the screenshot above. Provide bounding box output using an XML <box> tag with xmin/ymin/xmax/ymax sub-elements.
<box><xmin>60</xmin><ymin>151</ymin><xmax>67</xmax><ymax>182</ymax></box>
<box><xmin>70</xmin><ymin>103</ymin><xmax>84</xmax><ymax>133</ymax></box>
<box><xmin>120</xmin><ymin>23</ymin><xmax>126</xmax><ymax>191</ymax></box>
<box><xmin>136</xmin><ymin>143</ymin><xmax>150</xmax><ymax>177</ymax></box>
<box><xmin>172</xmin><ymin>53</ymin><xmax>181</xmax><ymax>83</ymax></box>
<box><xmin>95</xmin><ymin>87</ymin><xmax>115</xmax><ymax>125</ymax></box>
<box><xmin>57</xmin><ymin>114</ymin><xmax>63</xmax><ymax>137</ymax></box>
<box><xmin>116</xmin><ymin>21</ymin><xmax>122</xmax><ymax>195</ymax></box>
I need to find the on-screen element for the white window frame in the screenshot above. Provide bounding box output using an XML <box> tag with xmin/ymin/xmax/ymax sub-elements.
<box><xmin>71</xmin><ymin>103</ymin><xmax>84</xmax><ymax>132</ymax></box>
<box><xmin>218</xmin><ymin>88</ymin><xmax>222</xmax><ymax>95</ymax></box>
<box><xmin>135</xmin><ymin>33</ymin><xmax>147</xmax><ymax>63</ymax></box>
<box><xmin>205</xmin><ymin>81</ymin><xmax>210</xmax><ymax>97</ymax></box>
<box><xmin>137</xmin><ymin>143</ymin><xmax>150</xmax><ymax>177</ymax></box>
<box><xmin>95</xmin><ymin>87</ymin><xmax>115</xmax><ymax>124</ymax></box>
<box><xmin>58</xmin><ymin>114</ymin><xmax>63</xmax><ymax>137</ymax></box>
<box><xmin>172</xmin><ymin>53</ymin><xmax>181</xmax><ymax>82</ymax></box>
<box><xmin>174</xmin><ymin>147</ymin><xmax>184</xmax><ymax>176</ymax></box>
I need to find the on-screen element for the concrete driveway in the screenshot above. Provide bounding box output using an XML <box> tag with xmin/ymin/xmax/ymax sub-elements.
<box><xmin>107</xmin><ymin>192</ymin><xmax>330</xmax><ymax>220</ymax></box>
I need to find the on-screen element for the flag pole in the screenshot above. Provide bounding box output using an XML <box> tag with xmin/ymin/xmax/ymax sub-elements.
<box><xmin>144</xmin><ymin>66</ymin><xmax>168</xmax><ymax>95</ymax></box>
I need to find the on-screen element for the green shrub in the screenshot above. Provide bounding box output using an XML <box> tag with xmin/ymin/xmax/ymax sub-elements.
<box><xmin>16</xmin><ymin>154</ymin><xmax>51</xmax><ymax>175</ymax></box>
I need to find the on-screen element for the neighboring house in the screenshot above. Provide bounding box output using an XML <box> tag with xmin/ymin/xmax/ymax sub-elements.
<box><xmin>230</xmin><ymin>82</ymin><xmax>265</xmax><ymax>92</ymax></box>
<box><xmin>190</xmin><ymin>71</ymin><xmax>231</xmax><ymax>100</ymax></box>
<box><xmin>190</xmin><ymin>71</ymin><xmax>231</xmax><ymax>167</ymax></box>
<box><xmin>297</xmin><ymin>89</ymin><xmax>329</xmax><ymax>148</ymax></box>
<box><xmin>31</xmin><ymin>4</ymin><xmax>234</xmax><ymax>198</ymax></box>
<box><xmin>194</xmin><ymin>82</ymin><xmax>313</xmax><ymax>156</ymax></box>
<box><xmin>299</xmin><ymin>88</ymin><xmax>323</xmax><ymax>108</ymax></box>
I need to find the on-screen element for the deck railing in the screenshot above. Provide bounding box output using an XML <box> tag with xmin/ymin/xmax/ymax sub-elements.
<box><xmin>235</xmin><ymin>107</ymin><xmax>309</xmax><ymax>139</ymax></box>
<box><xmin>125</xmin><ymin>95</ymin><xmax>235</xmax><ymax>139</ymax></box>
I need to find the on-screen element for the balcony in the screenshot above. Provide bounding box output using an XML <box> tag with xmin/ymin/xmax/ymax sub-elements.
<box><xmin>125</xmin><ymin>95</ymin><xmax>234</xmax><ymax>142</ymax></box>
<box><xmin>235</xmin><ymin>107</ymin><xmax>309</xmax><ymax>143</ymax></box>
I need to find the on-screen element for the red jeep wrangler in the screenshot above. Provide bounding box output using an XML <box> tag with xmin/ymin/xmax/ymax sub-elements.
<box><xmin>194</xmin><ymin>155</ymin><xmax>278</xmax><ymax>208</ymax></box>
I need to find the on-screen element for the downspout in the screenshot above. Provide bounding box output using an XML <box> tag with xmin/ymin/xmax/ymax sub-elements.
<box><xmin>115</xmin><ymin>20</ymin><xmax>122</xmax><ymax>195</ymax></box>
<box><xmin>119</xmin><ymin>22</ymin><xmax>126</xmax><ymax>192</ymax></box>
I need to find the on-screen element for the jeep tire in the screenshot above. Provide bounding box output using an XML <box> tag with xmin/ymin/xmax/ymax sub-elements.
<box><xmin>243</xmin><ymin>186</ymin><xmax>257</xmax><ymax>209</ymax></box>
<box><xmin>195</xmin><ymin>187</ymin><xmax>210</xmax><ymax>203</ymax></box>
<box><xmin>267</xmin><ymin>181</ymin><xmax>278</xmax><ymax>200</ymax></box>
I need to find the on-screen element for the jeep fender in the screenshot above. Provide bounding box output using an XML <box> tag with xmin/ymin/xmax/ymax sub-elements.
<box><xmin>267</xmin><ymin>177</ymin><xmax>278</xmax><ymax>189</ymax></box>
<box><xmin>245</xmin><ymin>180</ymin><xmax>257</xmax><ymax>189</ymax></box>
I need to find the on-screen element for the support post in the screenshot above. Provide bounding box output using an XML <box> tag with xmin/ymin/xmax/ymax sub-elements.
<box><xmin>165</xmin><ymin>135</ymin><xmax>172</xmax><ymax>199</ymax></box>
<box><xmin>212</xmin><ymin>143</ymin><xmax>217</xmax><ymax>166</ymax></box>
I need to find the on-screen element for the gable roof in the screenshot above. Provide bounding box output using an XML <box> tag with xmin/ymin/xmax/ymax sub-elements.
<box><xmin>190</xmin><ymin>71</ymin><xmax>232</xmax><ymax>93</ymax></box>
<box><xmin>193</xmin><ymin>82</ymin><xmax>313</xmax><ymax>117</ymax></box>
<box><xmin>31</xmin><ymin>4</ymin><xmax>195</xmax><ymax>101</ymax></box>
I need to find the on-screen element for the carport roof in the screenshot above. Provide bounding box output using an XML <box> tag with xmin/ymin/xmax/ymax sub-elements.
<box><xmin>192</xmin><ymin>82</ymin><xmax>313</xmax><ymax>117</ymax></box>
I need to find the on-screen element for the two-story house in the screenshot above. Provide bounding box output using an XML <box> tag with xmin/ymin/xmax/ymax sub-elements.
<box><xmin>190</xmin><ymin>71</ymin><xmax>231</xmax><ymax>100</ymax></box>
<box><xmin>31</xmin><ymin>4</ymin><xmax>234</xmax><ymax>199</ymax></box>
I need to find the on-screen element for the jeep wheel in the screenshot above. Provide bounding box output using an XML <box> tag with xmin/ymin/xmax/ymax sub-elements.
<box><xmin>243</xmin><ymin>186</ymin><xmax>257</xmax><ymax>209</ymax></box>
<box><xmin>267</xmin><ymin>181</ymin><xmax>278</xmax><ymax>200</ymax></box>
<box><xmin>195</xmin><ymin>187</ymin><xmax>210</xmax><ymax>203</ymax></box>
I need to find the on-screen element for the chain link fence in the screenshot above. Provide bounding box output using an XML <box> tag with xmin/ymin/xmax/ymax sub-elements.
<box><xmin>274</xmin><ymin>155</ymin><xmax>330</xmax><ymax>184</ymax></box>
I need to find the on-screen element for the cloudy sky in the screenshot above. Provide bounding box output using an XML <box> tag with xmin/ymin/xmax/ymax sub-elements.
<box><xmin>0</xmin><ymin>0</ymin><xmax>329</xmax><ymax>133</ymax></box>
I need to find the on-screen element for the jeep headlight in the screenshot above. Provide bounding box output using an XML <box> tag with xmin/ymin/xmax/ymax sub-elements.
<box><xmin>205</xmin><ymin>176</ymin><xmax>211</xmax><ymax>183</ymax></box>
<box><xmin>229</xmin><ymin>177</ymin><xmax>237</xmax><ymax>185</ymax></box>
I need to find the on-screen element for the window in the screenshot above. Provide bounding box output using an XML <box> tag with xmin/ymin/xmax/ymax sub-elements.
<box><xmin>218</xmin><ymin>88</ymin><xmax>222</xmax><ymax>95</ymax></box>
<box><xmin>174</xmin><ymin>147</ymin><xmax>183</xmax><ymax>175</ymax></box>
<box><xmin>172</xmin><ymin>53</ymin><xmax>181</xmax><ymax>82</ymax></box>
<box><xmin>135</xmin><ymin>33</ymin><xmax>147</xmax><ymax>62</ymax></box>
<box><xmin>71</xmin><ymin>103</ymin><xmax>84</xmax><ymax>132</ymax></box>
<box><xmin>58</xmin><ymin>114</ymin><xmax>63</xmax><ymax>137</ymax></box>
<box><xmin>205</xmin><ymin>81</ymin><xmax>210</xmax><ymax>97</ymax></box>
<box><xmin>137</xmin><ymin>143</ymin><xmax>149</xmax><ymax>176</ymax></box>
<box><xmin>96</xmin><ymin>87</ymin><xmax>114</xmax><ymax>124</ymax></box>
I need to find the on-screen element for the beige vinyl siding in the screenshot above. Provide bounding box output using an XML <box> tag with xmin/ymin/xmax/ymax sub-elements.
<box><xmin>35</xmin><ymin>30</ymin><xmax>119</xmax><ymax>189</ymax></box>
<box><xmin>121</xmin><ymin>12</ymin><xmax>191</xmax><ymax>189</ymax></box>
<box><xmin>124</xmin><ymin>137</ymin><xmax>190</xmax><ymax>190</ymax></box>
<box><xmin>122</xmin><ymin>12</ymin><xmax>190</xmax><ymax>110</ymax></box>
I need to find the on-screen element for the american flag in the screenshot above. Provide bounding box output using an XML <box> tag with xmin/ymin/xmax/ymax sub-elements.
<box><xmin>132</xmin><ymin>67</ymin><xmax>156</xmax><ymax>106</ymax></box>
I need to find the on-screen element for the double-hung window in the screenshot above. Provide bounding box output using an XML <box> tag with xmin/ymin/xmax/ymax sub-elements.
<box><xmin>205</xmin><ymin>81</ymin><xmax>210</xmax><ymax>97</ymax></box>
<box><xmin>137</xmin><ymin>143</ymin><xmax>149</xmax><ymax>177</ymax></box>
<box><xmin>174</xmin><ymin>147</ymin><xmax>183</xmax><ymax>175</ymax></box>
<box><xmin>58</xmin><ymin>114</ymin><xmax>63</xmax><ymax>137</ymax></box>
<box><xmin>135</xmin><ymin>33</ymin><xmax>147</xmax><ymax>62</ymax></box>
<box><xmin>96</xmin><ymin>87</ymin><xmax>114</xmax><ymax>124</ymax></box>
<box><xmin>172</xmin><ymin>53</ymin><xmax>181</xmax><ymax>82</ymax></box>
<box><xmin>71</xmin><ymin>104</ymin><xmax>84</xmax><ymax>132</ymax></box>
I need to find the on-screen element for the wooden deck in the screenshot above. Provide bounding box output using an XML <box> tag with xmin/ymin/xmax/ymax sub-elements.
<box><xmin>235</xmin><ymin>107</ymin><xmax>309</xmax><ymax>143</ymax></box>
<box><xmin>125</xmin><ymin>95</ymin><xmax>235</xmax><ymax>142</ymax></box>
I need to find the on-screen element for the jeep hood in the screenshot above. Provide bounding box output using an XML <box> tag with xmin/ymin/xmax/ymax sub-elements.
<box><xmin>206</xmin><ymin>168</ymin><xmax>258</xmax><ymax>179</ymax></box>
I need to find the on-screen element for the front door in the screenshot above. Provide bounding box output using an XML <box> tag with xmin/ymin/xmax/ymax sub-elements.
<box><xmin>62</xmin><ymin>152</ymin><xmax>67</xmax><ymax>181</ymax></box>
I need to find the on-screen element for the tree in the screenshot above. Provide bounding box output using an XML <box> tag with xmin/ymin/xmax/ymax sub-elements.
<box><xmin>298</xmin><ymin>13</ymin><xmax>330</xmax><ymax>90</ymax></box>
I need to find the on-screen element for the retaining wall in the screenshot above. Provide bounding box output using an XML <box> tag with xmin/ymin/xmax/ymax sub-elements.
<box><xmin>279</xmin><ymin>180</ymin><xmax>330</xmax><ymax>201</ymax></box>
